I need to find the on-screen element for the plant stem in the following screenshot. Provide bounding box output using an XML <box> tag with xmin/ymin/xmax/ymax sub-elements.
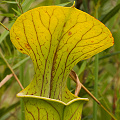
<box><xmin>0</xmin><ymin>74</ymin><xmax>13</xmax><ymax>87</ymax></box>
<box><xmin>93</xmin><ymin>54</ymin><xmax>99</xmax><ymax>120</ymax></box>
<box><xmin>0</xmin><ymin>22</ymin><xmax>10</xmax><ymax>31</ymax></box>
<box><xmin>0</xmin><ymin>49</ymin><xmax>24</xmax><ymax>89</ymax></box>
<box><xmin>16</xmin><ymin>0</ymin><xmax>23</xmax><ymax>13</ymax></box>
<box><xmin>93</xmin><ymin>1</ymin><xmax>99</xmax><ymax>119</ymax></box>
<box><xmin>69</xmin><ymin>72</ymin><xmax>117</xmax><ymax>120</ymax></box>
<box><xmin>19</xmin><ymin>53</ymin><xmax>25</xmax><ymax>120</ymax></box>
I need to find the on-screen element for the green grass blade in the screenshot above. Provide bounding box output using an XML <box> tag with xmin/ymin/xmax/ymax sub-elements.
<box><xmin>0</xmin><ymin>22</ymin><xmax>14</xmax><ymax>44</ymax></box>
<box><xmin>93</xmin><ymin>54</ymin><xmax>99</xmax><ymax>120</ymax></box>
<box><xmin>56</xmin><ymin>2</ymin><xmax>71</xmax><ymax>6</ymax></box>
<box><xmin>93</xmin><ymin>4</ymin><xmax>99</xmax><ymax>119</ymax></box>
<box><xmin>12</xmin><ymin>8</ymin><xmax>21</xmax><ymax>15</ymax></box>
<box><xmin>99</xmin><ymin>51</ymin><xmax>120</xmax><ymax>60</ymax></box>
<box><xmin>77</xmin><ymin>61</ymin><xmax>87</xmax><ymax>76</ymax></box>
<box><xmin>12</xmin><ymin>56</ymin><xmax>30</xmax><ymax>70</ymax></box>
<box><xmin>19</xmin><ymin>53</ymin><xmax>25</xmax><ymax>120</ymax></box>
<box><xmin>2</xmin><ymin>1</ymin><xmax>18</xmax><ymax>4</ymax></box>
<box><xmin>0</xmin><ymin>6</ymin><xmax>7</xmax><ymax>13</ymax></box>
<box><xmin>21</xmin><ymin>0</ymin><xmax>35</xmax><ymax>13</ymax></box>
<box><xmin>0</xmin><ymin>13</ymin><xmax>14</xmax><ymax>17</ymax></box>
<box><xmin>101</xmin><ymin>3</ymin><xmax>120</xmax><ymax>24</ymax></box>
<box><xmin>83</xmin><ymin>0</ymin><xmax>88</xmax><ymax>13</ymax></box>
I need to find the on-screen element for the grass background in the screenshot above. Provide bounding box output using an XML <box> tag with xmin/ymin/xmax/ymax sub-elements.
<box><xmin>0</xmin><ymin>0</ymin><xmax>120</xmax><ymax>120</ymax></box>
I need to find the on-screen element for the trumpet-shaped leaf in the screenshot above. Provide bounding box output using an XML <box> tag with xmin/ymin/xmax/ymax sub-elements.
<box><xmin>10</xmin><ymin>6</ymin><xmax>114</xmax><ymax>119</ymax></box>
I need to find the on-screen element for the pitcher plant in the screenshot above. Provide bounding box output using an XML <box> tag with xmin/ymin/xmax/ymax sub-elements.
<box><xmin>10</xmin><ymin>5</ymin><xmax>114</xmax><ymax>120</ymax></box>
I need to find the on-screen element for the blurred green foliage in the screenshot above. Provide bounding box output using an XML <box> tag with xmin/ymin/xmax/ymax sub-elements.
<box><xmin>0</xmin><ymin>0</ymin><xmax>120</xmax><ymax>120</ymax></box>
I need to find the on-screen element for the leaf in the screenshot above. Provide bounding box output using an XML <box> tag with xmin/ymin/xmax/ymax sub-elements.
<box><xmin>12</xmin><ymin>8</ymin><xmax>21</xmax><ymax>16</ymax></box>
<box><xmin>99</xmin><ymin>51</ymin><xmax>120</xmax><ymax>60</ymax></box>
<box><xmin>21</xmin><ymin>0</ymin><xmax>35</xmax><ymax>13</ymax></box>
<box><xmin>57</xmin><ymin>2</ymin><xmax>71</xmax><ymax>6</ymax></box>
<box><xmin>12</xmin><ymin>56</ymin><xmax>30</xmax><ymax>70</ymax></box>
<box><xmin>18</xmin><ymin>93</ymin><xmax>88</xmax><ymax>120</ymax></box>
<box><xmin>10</xmin><ymin>6</ymin><xmax>114</xmax><ymax>119</ymax></box>
<box><xmin>0</xmin><ymin>22</ymin><xmax>14</xmax><ymax>44</ymax></box>
<box><xmin>38</xmin><ymin>0</ymin><xmax>55</xmax><ymax>6</ymax></box>
<box><xmin>101</xmin><ymin>3</ymin><xmax>120</xmax><ymax>24</ymax></box>
<box><xmin>1</xmin><ymin>1</ymin><xmax>18</xmax><ymax>4</ymax></box>
<box><xmin>0</xmin><ymin>13</ymin><xmax>14</xmax><ymax>17</ymax></box>
<box><xmin>83</xmin><ymin>0</ymin><xmax>89</xmax><ymax>13</ymax></box>
<box><xmin>0</xmin><ymin>6</ymin><xmax>7</xmax><ymax>13</ymax></box>
<box><xmin>77</xmin><ymin>61</ymin><xmax>87</xmax><ymax>76</ymax></box>
<box><xmin>10</xmin><ymin>6</ymin><xmax>113</xmax><ymax>101</ymax></box>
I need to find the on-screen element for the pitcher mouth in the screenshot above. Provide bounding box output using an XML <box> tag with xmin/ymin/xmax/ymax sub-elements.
<box><xmin>17</xmin><ymin>92</ymin><xmax>89</xmax><ymax>105</ymax></box>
